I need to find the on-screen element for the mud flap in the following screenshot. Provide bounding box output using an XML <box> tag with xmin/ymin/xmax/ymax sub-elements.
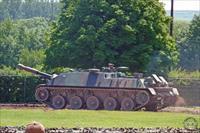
<box><xmin>172</xmin><ymin>88</ymin><xmax>179</xmax><ymax>95</ymax></box>
<box><xmin>147</xmin><ymin>88</ymin><xmax>156</xmax><ymax>95</ymax></box>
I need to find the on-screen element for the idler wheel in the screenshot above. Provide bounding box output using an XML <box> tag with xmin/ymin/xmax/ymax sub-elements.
<box><xmin>135</xmin><ymin>91</ymin><xmax>150</xmax><ymax>105</ymax></box>
<box><xmin>70</xmin><ymin>96</ymin><xmax>83</xmax><ymax>109</ymax></box>
<box><xmin>52</xmin><ymin>95</ymin><xmax>66</xmax><ymax>109</ymax></box>
<box><xmin>35</xmin><ymin>88</ymin><xmax>49</xmax><ymax>102</ymax></box>
<box><xmin>121</xmin><ymin>97</ymin><xmax>135</xmax><ymax>111</ymax></box>
<box><xmin>103</xmin><ymin>97</ymin><xmax>117</xmax><ymax>110</ymax></box>
<box><xmin>86</xmin><ymin>96</ymin><xmax>100</xmax><ymax>110</ymax></box>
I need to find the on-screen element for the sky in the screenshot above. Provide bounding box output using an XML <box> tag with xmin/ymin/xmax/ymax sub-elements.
<box><xmin>160</xmin><ymin>0</ymin><xmax>200</xmax><ymax>11</ymax></box>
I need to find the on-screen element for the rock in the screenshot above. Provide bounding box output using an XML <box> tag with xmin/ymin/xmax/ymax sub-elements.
<box><xmin>25</xmin><ymin>121</ymin><xmax>45</xmax><ymax>133</ymax></box>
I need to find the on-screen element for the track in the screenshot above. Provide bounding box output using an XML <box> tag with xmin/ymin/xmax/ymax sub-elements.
<box><xmin>36</xmin><ymin>85</ymin><xmax>154</xmax><ymax>111</ymax></box>
<box><xmin>0</xmin><ymin>126</ymin><xmax>199</xmax><ymax>133</ymax></box>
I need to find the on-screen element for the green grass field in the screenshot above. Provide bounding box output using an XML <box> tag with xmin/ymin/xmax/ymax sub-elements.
<box><xmin>0</xmin><ymin>108</ymin><xmax>199</xmax><ymax>128</ymax></box>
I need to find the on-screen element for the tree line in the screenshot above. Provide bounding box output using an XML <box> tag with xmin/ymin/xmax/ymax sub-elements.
<box><xmin>0</xmin><ymin>0</ymin><xmax>61</xmax><ymax>21</ymax></box>
<box><xmin>0</xmin><ymin>0</ymin><xmax>199</xmax><ymax>76</ymax></box>
<box><xmin>0</xmin><ymin>17</ymin><xmax>49</xmax><ymax>70</ymax></box>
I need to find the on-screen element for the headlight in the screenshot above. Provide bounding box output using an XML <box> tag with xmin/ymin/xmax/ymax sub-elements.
<box><xmin>172</xmin><ymin>88</ymin><xmax>179</xmax><ymax>95</ymax></box>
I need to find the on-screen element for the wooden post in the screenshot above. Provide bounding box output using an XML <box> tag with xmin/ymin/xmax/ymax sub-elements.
<box><xmin>170</xmin><ymin>0</ymin><xmax>174</xmax><ymax>36</ymax></box>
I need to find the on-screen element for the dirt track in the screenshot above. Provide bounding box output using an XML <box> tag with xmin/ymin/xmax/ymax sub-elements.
<box><xmin>161</xmin><ymin>107</ymin><xmax>200</xmax><ymax>115</ymax></box>
<box><xmin>0</xmin><ymin>126</ymin><xmax>199</xmax><ymax>133</ymax></box>
<box><xmin>0</xmin><ymin>104</ymin><xmax>199</xmax><ymax>115</ymax></box>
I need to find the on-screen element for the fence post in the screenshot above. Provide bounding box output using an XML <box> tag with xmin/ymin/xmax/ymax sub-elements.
<box><xmin>23</xmin><ymin>76</ymin><xmax>26</xmax><ymax>103</ymax></box>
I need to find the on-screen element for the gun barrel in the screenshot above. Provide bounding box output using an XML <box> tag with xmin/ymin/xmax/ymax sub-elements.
<box><xmin>17</xmin><ymin>64</ymin><xmax>52</xmax><ymax>79</ymax></box>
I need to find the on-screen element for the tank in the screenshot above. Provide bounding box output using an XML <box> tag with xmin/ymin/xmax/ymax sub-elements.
<box><xmin>18</xmin><ymin>63</ymin><xmax>179</xmax><ymax>111</ymax></box>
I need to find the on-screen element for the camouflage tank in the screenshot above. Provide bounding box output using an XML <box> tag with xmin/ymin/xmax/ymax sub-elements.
<box><xmin>18</xmin><ymin>64</ymin><xmax>179</xmax><ymax>111</ymax></box>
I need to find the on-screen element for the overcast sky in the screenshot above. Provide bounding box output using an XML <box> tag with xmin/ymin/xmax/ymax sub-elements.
<box><xmin>160</xmin><ymin>0</ymin><xmax>200</xmax><ymax>11</ymax></box>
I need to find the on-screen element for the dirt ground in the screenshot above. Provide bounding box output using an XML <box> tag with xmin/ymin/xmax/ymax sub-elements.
<box><xmin>0</xmin><ymin>103</ymin><xmax>199</xmax><ymax>115</ymax></box>
<box><xmin>161</xmin><ymin>107</ymin><xmax>200</xmax><ymax>115</ymax></box>
<box><xmin>0</xmin><ymin>126</ymin><xmax>199</xmax><ymax>133</ymax></box>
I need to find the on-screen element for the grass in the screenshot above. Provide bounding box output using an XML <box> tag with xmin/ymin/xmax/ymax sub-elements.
<box><xmin>0</xmin><ymin>108</ymin><xmax>199</xmax><ymax>128</ymax></box>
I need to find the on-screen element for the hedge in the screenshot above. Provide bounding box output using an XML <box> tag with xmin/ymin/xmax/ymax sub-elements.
<box><xmin>0</xmin><ymin>76</ymin><xmax>45</xmax><ymax>103</ymax></box>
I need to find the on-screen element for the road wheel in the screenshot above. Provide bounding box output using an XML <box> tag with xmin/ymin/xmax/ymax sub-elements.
<box><xmin>35</xmin><ymin>88</ymin><xmax>49</xmax><ymax>102</ymax></box>
<box><xmin>135</xmin><ymin>91</ymin><xmax>150</xmax><ymax>105</ymax></box>
<box><xmin>52</xmin><ymin>95</ymin><xmax>66</xmax><ymax>109</ymax></box>
<box><xmin>103</xmin><ymin>97</ymin><xmax>117</xmax><ymax>110</ymax></box>
<box><xmin>86</xmin><ymin>96</ymin><xmax>100</xmax><ymax>110</ymax></box>
<box><xmin>121</xmin><ymin>97</ymin><xmax>135</xmax><ymax>111</ymax></box>
<box><xmin>70</xmin><ymin>96</ymin><xmax>83</xmax><ymax>109</ymax></box>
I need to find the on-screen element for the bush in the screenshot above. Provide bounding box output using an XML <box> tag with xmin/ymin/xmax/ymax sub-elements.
<box><xmin>0</xmin><ymin>66</ymin><xmax>32</xmax><ymax>76</ymax></box>
<box><xmin>168</xmin><ymin>69</ymin><xmax>200</xmax><ymax>78</ymax></box>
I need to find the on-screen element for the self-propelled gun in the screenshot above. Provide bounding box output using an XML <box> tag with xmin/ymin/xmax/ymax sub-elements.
<box><xmin>18</xmin><ymin>64</ymin><xmax>179</xmax><ymax>111</ymax></box>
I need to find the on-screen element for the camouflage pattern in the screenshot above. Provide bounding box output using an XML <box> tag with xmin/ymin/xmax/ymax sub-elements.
<box><xmin>51</xmin><ymin>72</ymin><xmax>143</xmax><ymax>88</ymax></box>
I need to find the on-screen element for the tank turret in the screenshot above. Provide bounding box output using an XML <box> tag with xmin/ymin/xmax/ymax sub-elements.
<box><xmin>17</xmin><ymin>64</ymin><xmax>52</xmax><ymax>79</ymax></box>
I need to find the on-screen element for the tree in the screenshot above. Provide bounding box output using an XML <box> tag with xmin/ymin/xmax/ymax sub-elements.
<box><xmin>19</xmin><ymin>49</ymin><xmax>46</xmax><ymax>69</ymax></box>
<box><xmin>179</xmin><ymin>15</ymin><xmax>200</xmax><ymax>71</ymax></box>
<box><xmin>46</xmin><ymin>0</ymin><xmax>178</xmax><ymax>72</ymax></box>
<box><xmin>0</xmin><ymin>17</ymin><xmax>49</xmax><ymax>68</ymax></box>
<box><xmin>173</xmin><ymin>20</ymin><xmax>190</xmax><ymax>44</ymax></box>
<box><xmin>0</xmin><ymin>18</ymin><xmax>20</xmax><ymax>67</ymax></box>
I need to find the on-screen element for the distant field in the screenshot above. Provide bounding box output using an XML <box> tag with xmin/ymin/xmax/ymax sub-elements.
<box><xmin>0</xmin><ymin>108</ymin><xmax>199</xmax><ymax>128</ymax></box>
<box><xmin>166</xmin><ymin>10</ymin><xmax>199</xmax><ymax>21</ymax></box>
